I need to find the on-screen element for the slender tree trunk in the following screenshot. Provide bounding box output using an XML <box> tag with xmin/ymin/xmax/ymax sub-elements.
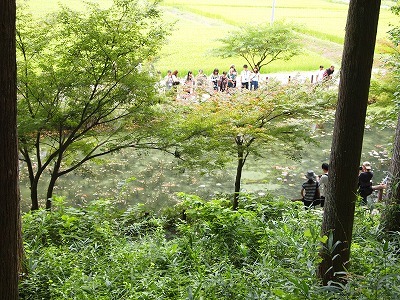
<box><xmin>20</xmin><ymin>148</ymin><xmax>40</xmax><ymax>210</ymax></box>
<box><xmin>233</xmin><ymin>135</ymin><xmax>247</xmax><ymax>210</ymax></box>
<box><xmin>46</xmin><ymin>173</ymin><xmax>59</xmax><ymax>210</ymax></box>
<box><xmin>318</xmin><ymin>0</ymin><xmax>381</xmax><ymax>285</ymax></box>
<box><xmin>30</xmin><ymin>179</ymin><xmax>40</xmax><ymax>210</ymax></box>
<box><xmin>0</xmin><ymin>0</ymin><xmax>20</xmax><ymax>298</ymax></box>
<box><xmin>46</xmin><ymin>149</ymin><xmax>64</xmax><ymax>209</ymax></box>
<box><xmin>383</xmin><ymin>112</ymin><xmax>400</xmax><ymax>231</ymax></box>
<box><xmin>233</xmin><ymin>149</ymin><xmax>245</xmax><ymax>210</ymax></box>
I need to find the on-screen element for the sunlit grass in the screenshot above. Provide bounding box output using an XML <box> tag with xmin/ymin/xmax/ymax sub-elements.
<box><xmin>156</xmin><ymin>8</ymin><xmax>335</xmax><ymax>75</ymax></box>
<box><xmin>19</xmin><ymin>0</ymin><xmax>112</xmax><ymax>16</ymax></box>
<box><xmin>20</xmin><ymin>0</ymin><xmax>398</xmax><ymax>74</ymax></box>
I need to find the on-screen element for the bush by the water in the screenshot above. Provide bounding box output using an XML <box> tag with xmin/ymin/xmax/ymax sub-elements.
<box><xmin>20</xmin><ymin>195</ymin><xmax>400</xmax><ymax>299</ymax></box>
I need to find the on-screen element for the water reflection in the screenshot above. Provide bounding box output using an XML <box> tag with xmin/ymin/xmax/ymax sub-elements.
<box><xmin>19</xmin><ymin>124</ymin><xmax>392</xmax><ymax>211</ymax></box>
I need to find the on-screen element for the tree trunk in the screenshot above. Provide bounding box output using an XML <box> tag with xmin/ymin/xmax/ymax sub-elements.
<box><xmin>318</xmin><ymin>0</ymin><xmax>381</xmax><ymax>285</ymax></box>
<box><xmin>0</xmin><ymin>0</ymin><xmax>20</xmax><ymax>298</ymax></box>
<box><xmin>30</xmin><ymin>179</ymin><xmax>40</xmax><ymax>210</ymax></box>
<box><xmin>46</xmin><ymin>150</ymin><xmax>64</xmax><ymax>209</ymax></box>
<box><xmin>388</xmin><ymin>112</ymin><xmax>400</xmax><ymax>201</ymax></box>
<box><xmin>233</xmin><ymin>148</ymin><xmax>245</xmax><ymax>210</ymax></box>
<box><xmin>233</xmin><ymin>135</ymin><xmax>247</xmax><ymax>210</ymax></box>
<box><xmin>383</xmin><ymin>112</ymin><xmax>400</xmax><ymax>231</ymax></box>
<box><xmin>21</xmin><ymin>148</ymin><xmax>40</xmax><ymax>210</ymax></box>
<box><xmin>46</xmin><ymin>172</ymin><xmax>59</xmax><ymax>210</ymax></box>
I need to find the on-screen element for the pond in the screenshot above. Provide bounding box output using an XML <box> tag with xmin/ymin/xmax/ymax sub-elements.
<box><xmin>19</xmin><ymin>123</ymin><xmax>393</xmax><ymax>212</ymax></box>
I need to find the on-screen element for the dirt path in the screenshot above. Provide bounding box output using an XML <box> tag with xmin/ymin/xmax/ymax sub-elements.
<box><xmin>299</xmin><ymin>34</ymin><xmax>343</xmax><ymax>65</ymax></box>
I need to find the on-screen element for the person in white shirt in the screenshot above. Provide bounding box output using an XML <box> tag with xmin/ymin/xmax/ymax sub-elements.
<box><xmin>250</xmin><ymin>68</ymin><xmax>260</xmax><ymax>90</ymax></box>
<box><xmin>240</xmin><ymin>64</ymin><xmax>251</xmax><ymax>89</ymax></box>
<box><xmin>164</xmin><ymin>70</ymin><xmax>174</xmax><ymax>90</ymax></box>
<box><xmin>318</xmin><ymin>163</ymin><xmax>329</xmax><ymax>207</ymax></box>
<box><xmin>210</xmin><ymin>68</ymin><xmax>219</xmax><ymax>91</ymax></box>
<box><xmin>316</xmin><ymin>65</ymin><xmax>325</xmax><ymax>82</ymax></box>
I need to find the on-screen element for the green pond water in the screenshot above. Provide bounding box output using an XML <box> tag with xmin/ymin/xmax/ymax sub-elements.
<box><xmin>19</xmin><ymin>124</ymin><xmax>393</xmax><ymax>211</ymax></box>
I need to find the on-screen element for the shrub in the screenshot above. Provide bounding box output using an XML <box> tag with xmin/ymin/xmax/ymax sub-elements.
<box><xmin>20</xmin><ymin>194</ymin><xmax>400</xmax><ymax>299</ymax></box>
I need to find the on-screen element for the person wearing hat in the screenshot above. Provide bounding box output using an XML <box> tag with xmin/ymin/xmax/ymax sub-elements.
<box><xmin>301</xmin><ymin>170</ymin><xmax>320</xmax><ymax>209</ymax></box>
<box><xmin>358</xmin><ymin>161</ymin><xmax>373</xmax><ymax>205</ymax></box>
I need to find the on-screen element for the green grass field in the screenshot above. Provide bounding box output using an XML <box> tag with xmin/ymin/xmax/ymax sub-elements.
<box><xmin>20</xmin><ymin>0</ymin><xmax>398</xmax><ymax>75</ymax></box>
<box><xmin>158</xmin><ymin>0</ymin><xmax>397</xmax><ymax>74</ymax></box>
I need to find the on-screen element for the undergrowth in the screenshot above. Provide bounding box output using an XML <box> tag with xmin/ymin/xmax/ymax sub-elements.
<box><xmin>20</xmin><ymin>195</ymin><xmax>400</xmax><ymax>299</ymax></box>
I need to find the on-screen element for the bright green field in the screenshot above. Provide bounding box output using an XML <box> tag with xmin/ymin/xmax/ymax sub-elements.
<box><xmin>20</xmin><ymin>0</ymin><xmax>399</xmax><ymax>75</ymax></box>
<box><xmin>158</xmin><ymin>0</ymin><xmax>397</xmax><ymax>74</ymax></box>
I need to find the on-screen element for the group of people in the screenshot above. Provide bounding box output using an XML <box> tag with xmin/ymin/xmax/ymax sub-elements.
<box><xmin>300</xmin><ymin>163</ymin><xmax>329</xmax><ymax>209</ymax></box>
<box><xmin>315</xmin><ymin>65</ymin><xmax>335</xmax><ymax>83</ymax></box>
<box><xmin>300</xmin><ymin>161</ymin><xmax>387</xmax><ymax>209</ymax></box>
<box><xmin>164</xmin><ymin>64</ymin><xmax>335</xmax><ymax>95</ymax></box>
<box><xmin>164</xmin><ymin>64</ymin><xmax>262</xmax><ymax>93</ymax></box>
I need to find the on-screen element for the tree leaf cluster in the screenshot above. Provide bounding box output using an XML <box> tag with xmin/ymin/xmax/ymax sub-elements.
<box><xmin>215</xmin><ymin>22</ymin><xmax>301</xmax><ymax>71</ymax></box>
<box><xmin>16</xmin><ymin>0</ymin><xmax>170</xmax><ymax>209</ymax></box>
<box><xmin>162</xmin><ymin>82</ymin><xmax>336</xmax><ymax>172</ymax></box>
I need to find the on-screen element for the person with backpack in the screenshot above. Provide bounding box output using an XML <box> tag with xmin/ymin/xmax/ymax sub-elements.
<box><xmin>301</xmin><ymin>170</ymin><xmax>320</xmax><ymax>209</ymax></box>
<box><xmin>318</xmin><ymin>163</ymin><xmax>329</xmax><ymax>207</ymax></box>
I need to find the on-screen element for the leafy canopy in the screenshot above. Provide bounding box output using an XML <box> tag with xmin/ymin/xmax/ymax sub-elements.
<box><xmin>162</xmin><ymin>81</ymin><xmax>336</xmax><ymax>171</ymax></box>
<box><xmin>215</xmin><ymin>22</ymin><xmax>301</xmax><ymax>72</ymax></box>
<box><xmin>16</xmin><ymin>0</ymin><xmax>170</xmax><ymax>208</ymax></box>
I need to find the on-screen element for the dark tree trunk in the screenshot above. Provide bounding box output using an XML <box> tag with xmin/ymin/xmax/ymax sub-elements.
<box><xmin>383</xmin><ymin>112</ymin><xmax>400</xmax><ymax>231</ymax></box>
<box><xmin>318</xmin><ymin>0</ymin><xmax>381</xmax><ymax>285</ymax></box>
<box><xmin>30</xmin><ymin>179</ymin><xmax>40</xmax><ymax>210</ymax></box>
<box><xmin>21</xmin><ymin>148</ymin><xmax>40</xmax><ymax>210</ymax></box>
<box><xmin>46</xmin><ymin>177</ymin><xmax>56</xmax><ymax>209</ymax></box>
<box><xmin>0</xmin><ymin>0</ymin><xmax>20</xmax><ymax>298</ymax></box>
<box><xmin>46</xmin><ymin>150</ymin><xmax>63</xmax><ymax>209</ymax></box>
<box><xmin>46</xmin><ymin>172</ymin><xmax>59</xmax><ymax>210</ymax></box>
<box><xmin>233</xmin><ymin>148</ymin><xmax>245</xmax><ymax>210</ymax></box>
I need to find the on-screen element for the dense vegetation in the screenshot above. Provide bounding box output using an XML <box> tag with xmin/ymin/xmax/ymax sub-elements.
<box><xmin>20</xmin><ymin>195</ymin><xmax>400</xmax><ymax>299</ymax></box>
<box><xmin>13</xmin><ymin>0</ymin><xmax>400</xmax><ymax>298</ymax></box>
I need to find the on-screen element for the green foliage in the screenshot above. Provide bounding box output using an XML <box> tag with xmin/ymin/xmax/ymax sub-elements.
<box><xmin>368</xmin><ymin>72</ymin><xmax>398</xmax><ymax>128</ymax></box>
<box><xmin>215</xmin><ymin>22</ymin><xmax>301</xmax><ymax>72</ymax></box>
<box><xmin>16</xmin><ymin>0</ymin><xmax>170</xmax><ymax>207</ymax></box>
<box><xmin>157</xmin><ymin>80</ymin><xmax>337</xmax><ymax>209</ymax></box>
<box><xmin>162</xmin><ymin>81</ymin><xmax>336</xmax><ymax>170</ymax></box>
<box><xmin>20</xmin><ymin>194</ymin><xmax>400</xmax><ymax>299</ymax></box>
